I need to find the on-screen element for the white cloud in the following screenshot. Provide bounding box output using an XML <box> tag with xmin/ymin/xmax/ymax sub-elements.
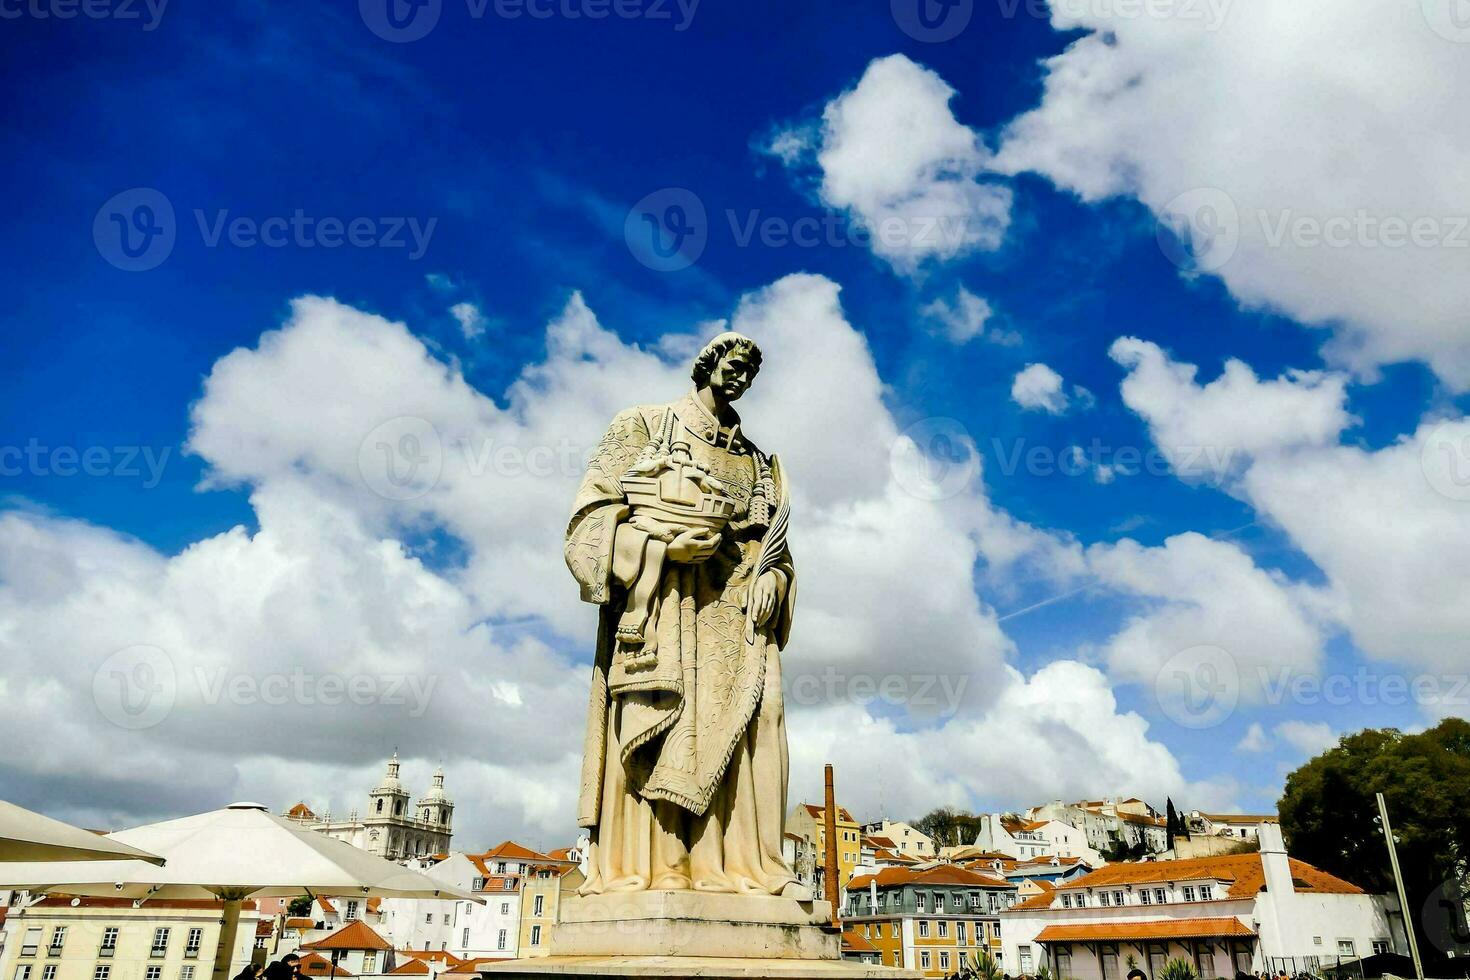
<box><xmin>1110</xmin><ymin>336</ymin><xmax>1354</xmax><ymax>481</ymax></box>
<box><xmin>1012</xmin><ymin>362</ymin><xmax>1071</xmax><ymax>415</ymax></box>
<box><xmin>995</xmin><ymin>0</ymin><xmax>1470</xmax><ymax>387</ymax></box>
<box><xmin>449</xmin><ymin>301</ymin><xmax>486</xmax><ymax>340</ymax></box>
<box><xmin>1237</xmin><ymin>722</ymin><xmax>1271</xmax><ymax>753</ymax></box>
<box><xmin>768</xmin><ymin>54</ymin><xmax>1012</xmax><ymax>276</ymax></box>
<box><xmin>1274</xmin><ymin>720</ymin><xmax>1337</xmax><ymax>758</ymax></box>
<box><xmin>1112</xmin><ymin>341</ymin><xmax>1470</xmax><ymax>680</ymax></box>
<box><xmin>920</xmin><ymin>285</ymin><xmax>1001</xmax><ymax>344</ymax></box>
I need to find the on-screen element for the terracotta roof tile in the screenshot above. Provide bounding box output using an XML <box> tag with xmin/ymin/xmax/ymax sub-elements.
<box><xmin>842</xmin><ymin>927</ymin><xmax>879</xmax><ymax>953</ymax></box>
<box><xmin>303</xmin><ymin>920</ymin><xmax>393</xmax><ymax>951</ymax></box>
<box><xmin>849</xmin><ymin>864</ymin><xmax>1013</xmax><ymax>891</ymax></box>
<box><xmin>1052</xmin><ymin>853</ymin><xmax>1364</xmax><ymax>898</ymax></box>
<box><xmin>1035</xmin><ymin>918</ymin><xmax>1255</xmax><ymax>942</ymax></box>
<box><xmin>297</xmin><ymin>953</ymin><xmax>353</xmax><ymax>978</ymax></box>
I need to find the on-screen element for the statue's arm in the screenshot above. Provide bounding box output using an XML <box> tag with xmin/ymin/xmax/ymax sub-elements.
<box><xmin>564</xmin><ymin>408</ymin><xmax>652</xmax><ymax>605</ymax></box>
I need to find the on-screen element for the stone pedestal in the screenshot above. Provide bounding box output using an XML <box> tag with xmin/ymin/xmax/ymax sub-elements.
<box><xmin>479</xmin><ymin>891</ymin><xmax>920</xmax><ymax>979</ymax></box>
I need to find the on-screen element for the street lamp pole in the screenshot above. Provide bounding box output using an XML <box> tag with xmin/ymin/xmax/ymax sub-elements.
<box><xmin>1376</xmin><ymin>792</ymin><xmax>1425</xmax><ymax>980</ymax></box>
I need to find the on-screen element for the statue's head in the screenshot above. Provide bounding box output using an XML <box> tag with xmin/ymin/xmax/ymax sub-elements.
<box><xmin>691</xmin><ymin>331</ymin><xmax>762</xmax><ymax>403</ymax></box>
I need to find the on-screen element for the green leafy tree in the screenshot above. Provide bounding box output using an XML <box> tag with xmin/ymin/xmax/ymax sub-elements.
<box><xmin>1278</xmin><ymin>719</ymin><xmax>1470</xmax><ymax>965</ymax></box>
<box><xmin>287</xmin><ymin>894</ymin><xmax>313</xmax><ymax>917</ymax></box>
<box><xmin>913</xmin><ymin>806</ymin><xmax>986</xmax><ymax>850</ymax></box>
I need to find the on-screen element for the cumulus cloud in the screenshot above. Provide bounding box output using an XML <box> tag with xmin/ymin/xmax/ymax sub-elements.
<box><xmin>767</xmin><ymin>54</ymin><xmax>1012</xmax><ymax>276</ymax></box>
<box><xmin>449</xmin><ymin>301</ymin><xmax>486</xmax><ymax>340</ymax></box>
<box><xmin>1237</xmin><ymin>722</ymin><xmax>1271</xmax><ymax>753</ymax></box>
<box><xmin>0</xmin><ymin>275</ymin><xmax>1213</xmax><ymax>839</ymax></box>
<box><xmin>995</xmin><ymin>0</ymin><xmax>1470</xmax><ymax>387</ymax></box>
<box><xmin>1112</xmin><ymin>340</ymin><xmax>1470</xmax><ymax>679</ymax></box>
<box><xmin>920</xmin><ymin>285</ymin><xmax>1005</xmax><ymax>344</ymax></box>
<box><xmin>1274</xmin><ymin>720</ymin><xmax>1337</xmax><ymax>758</ymax></box>
<box><xmin>1011</xmin><ymin>363</ymin><xmax>1072</xmax><ymax>415</ymax></box>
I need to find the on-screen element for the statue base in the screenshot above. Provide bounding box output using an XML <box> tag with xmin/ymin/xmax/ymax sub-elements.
<box><xmin>479</xmin><ymin>892</ymin><xmax>919</xmax><ymax>978</ymax></box>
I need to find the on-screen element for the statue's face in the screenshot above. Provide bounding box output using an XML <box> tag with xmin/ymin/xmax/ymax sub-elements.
<box><xmin>709</xmin><ymin>347</ymin><xmax>756</xmax><ymax>402</ymax></box>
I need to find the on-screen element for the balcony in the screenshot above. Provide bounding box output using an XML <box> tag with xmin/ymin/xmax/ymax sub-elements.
<box><xmin>98</xmin><ymin>949</ymin><xmax>116</xmax><ymax>959</ymax></box>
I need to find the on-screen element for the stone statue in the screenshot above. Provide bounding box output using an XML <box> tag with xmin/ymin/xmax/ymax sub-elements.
<box><xmin>565</xmin><ymin>331</ymin><xmax>806</xmax><ymax>898</ymax></box>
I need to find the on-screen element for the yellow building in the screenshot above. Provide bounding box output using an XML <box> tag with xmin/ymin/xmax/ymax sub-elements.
<box><xmin>515</xmin><ymin>854</ymin><xmax>584</xmax><ymax>958</ymax></box>
<box><xmin>0</xmin><ymin>897</ymin><xmax>260</xmax><ymax>980</ymax></box>
<box><xmin>787</xmin><ymin>803</ymin><xmax>861</xmax><ymax>899</ymax></box>
<box><xmin>844</xmin><ymin>865</ymin><xmax>1017</xmax><ymax>976</ymax></box>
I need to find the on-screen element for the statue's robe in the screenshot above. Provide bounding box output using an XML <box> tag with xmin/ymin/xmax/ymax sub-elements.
<box><xmin>564</xmin><ymin>391</ymin><xmax>798</xmax><ymax>895</ymax></box>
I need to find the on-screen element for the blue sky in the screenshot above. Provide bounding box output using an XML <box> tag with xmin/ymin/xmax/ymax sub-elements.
<box><xmin>3</xmin><ymin>0</ymin><xmax>1468</xmax><ymax>843</ymax></box>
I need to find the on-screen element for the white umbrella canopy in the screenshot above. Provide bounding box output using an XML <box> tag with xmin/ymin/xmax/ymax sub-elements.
<box><xmin>0</xmin><ymin>799</ymin><xmax>165</xmax><ymax>865</ymax></box>
<box><xmin>0</xmin><ymin>803</ymin><xmax>479</xmax><ymax>980</ymax></box>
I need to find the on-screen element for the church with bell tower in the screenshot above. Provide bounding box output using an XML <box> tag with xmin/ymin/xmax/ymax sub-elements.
<box><xmin>285</xmin><ymin>752</ymin><xmax>454</xmax><ymax>861</ymax></box>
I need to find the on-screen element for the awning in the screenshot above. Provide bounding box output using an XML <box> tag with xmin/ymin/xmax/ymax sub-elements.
<box><xmin>1035</xmin><ymin>918</ymin><xmax>1256</xmax><ymax>942</ymax></box>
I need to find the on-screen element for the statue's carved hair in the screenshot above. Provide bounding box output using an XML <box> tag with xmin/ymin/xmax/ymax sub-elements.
<box><xmin>691</xmin><ymin>331</ymin><xmax>763</xmax><ymax>387</ymax></box>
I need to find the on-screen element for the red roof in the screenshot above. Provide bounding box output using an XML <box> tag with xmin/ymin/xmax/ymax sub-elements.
<box><xmin>802</xmin><ymin>803</ymin><xmax>857</xmax><ymax>823</ymax></box>
<box><xmin>1035</xmin><ymin>918</ymin><xmax>1255</xmax><ymax>942</ymax></box>
<box><xmin>297</xmin><ymin>953</ymin><xmax>353</xmax><ymax>978</ymax></box>
<box><xmin>285</xmin><ymin>918</ymin><xmax>315</xmax><ymax>930</ymax></box>
<box><xmin>287</xmin><ymin>802</ymin><xmax>318</xmax><ymax>820</ymax></box>
<box><xmin>304</xmin><ymin>920</ymin><xmax>393</xmax><ymax>951</ymax></box>
<box><xmin>1054</xmin><ymin>853</ymin><xmax>1364</xmax><ymax>898</ymax></box>
<box><xmin>842</xmin><ymin>927</ymin><xmax>879</xmax><ymax>953</ymax></box>
<box><xmin>480</xmin><ymin>840</ymin><xmax>551</xmax><ymax>862</ymax></box>
<box><xmin>388</xmin><ymin>962</ymin><xmax>429</xmax><ymax>975</ymax></box>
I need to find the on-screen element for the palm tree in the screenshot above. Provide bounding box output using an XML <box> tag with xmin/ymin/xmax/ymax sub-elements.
<box><xmin>1159</xmin><ymin>957</ymin><xmax>1201</xmax><ymax>980</ymax></box>
<box><xmin>962</xmin><ymin>949</ymin><xmax>1004</xmax><ymax>980</ymax></box>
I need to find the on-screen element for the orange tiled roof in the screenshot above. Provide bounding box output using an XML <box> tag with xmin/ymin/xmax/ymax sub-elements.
<box><xmin>480</xmin><ymin>840</ymin><xmax>551</xmax><ymax>862</ymax></box>
<box><xmin>865</xmin><ymin>835</ymin><xmax>898</xmax><ymax>850</ymax></box>
<box><xmin>285</xmin><ymin>918</ymin><xmax>315</xmax><ymax>930</ymax></box>
<box><xmin>849</xmin><ymin>864</ymin><xmax>1012</xmax><ymax>891</ymax></box>
<box><xmin>1011</xmin><ymin>881</ymin><xmax>1059</xmax><ymax>910</ymax></box>
<box><xmin>842</xmin><ymin>927</ymin><xmax>879</xmax><ymax>953</ymax></box>
<box><xmin>802</xmin><ymin>803</ymin><xmax>858</xmax><ymax>823</ymax></box>
<box><xmin>1202</xmin><ymin>813</ymin><xmax>1278</xmax><ymax>825</ymax></box>
<box><xmin>1002</xmin><ymin>817</ymin><xmax>1050</xmax><ymax>834</ymax></box>
<box><xmin>1053</xmin><ymin>853</ymin><xmax>1363</xmax><ymax>898</ymax></box>
<box><xmin>1035</xmin><ymin>918</ymin><xmax>1255</xmax><ymax>942</ymax></box>
<box><xmin>297</xmin><ymin>954</ymin><xmax>353</xmax><ymax>978</ymax></box>
<box><xmin>303</xmin><ymin>920</ymin><xmax>393</xmax><ymax>951</ymax></box>
<box><xmin>388</xmin><ymin>962</ymin><xmax>430</xmax><ymax>976</ymax></box>
<box><xmin>316</xmin><ymin>897</ymin><xmax>337</xmax><ymax>914</ymax></box>
<box><xmin>287</xmin><ymin>802</ymin><xmax>318</xmax><ymax>820</ymax></box>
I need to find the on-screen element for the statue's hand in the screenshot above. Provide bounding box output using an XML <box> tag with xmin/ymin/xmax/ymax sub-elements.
<box><xmin>751</xmin><ymin>570</ymin><xmax>780</xmax><ymax>626</ymax></box>
<box><xmin>666</xmin><ymin>528</ymin><xmax>720</xmax><ymax>563</ymax></box>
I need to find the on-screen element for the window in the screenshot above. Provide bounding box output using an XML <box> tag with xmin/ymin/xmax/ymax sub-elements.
<box><xmin>185</xmin><ymin>929</ymin><xmax>203</xmax><ymax>957</ymax></box>
<box><xmin>1100</xmin><ymin>892</ymin><xmax>1111</xmax><ymax>907</ymax></box>
<box><xmin>152</xmin><ymin>928</ymin><xmax>171</xmax><ymax>956</ymax></box>
<box><xmin>952</xmin><ymin>893</ymin><xmax>963</xmax><ymax>910</ymax></box>
<box><xmin>994</xmin><ymin>920</ymin><xmax>1002</xmax><ymax>938</ymax></box>
<box><xmin>892</xmin><ymin>922</ymin><xmax>900</xmax><ymax>938</ymax></box>
<box><xmin>362</xmin><ymin>953</ymin><xmax>376</xmax><ymax>973</ymax></box>
<box><xmin>940</xmin><ymin>952</ymin><xmax>951</xmax><ymax>972</ymax></box>
<box><xmin>1020</xmin><ymin>947</ymin><xmax>1034</xmax><ymax>973</ymax></box>
<box><xmin>41</xmin><ymin>969</ymin><xmax>56</xmax><ymax>980</ymax></box>
<box><xmin>182</xmin><ymin>964</ymin><xmax>196</xmax><ymax>978</ymax></box>
<box><xmin>502</xmin><ymin>880</ymin><xmax>514</xmax><ymax>891</ymax></box>
<box><xmin>1338</xmin><ymin>940</ymin><xmax>1356</xmax><ymax>957</ymax></box>
<box><xmin>1076</xmin><ymin>893</ymin><xmax>1087</xmax><ymax>908</ymax></box>
<box><xmin>48</xmin><ymin>928</ymin><xmax>67</xmax><ymax>954</ymax></box>
<box><xmin>425</xmin><ymin>913</ymin><xmax>434</xmax><ymax>924</ymax></box>
<box><xmin>1154</xmin><ymin>888</ymin><xmax>1166</xmax><ymax>905</ymax></box>
<box><xmin>1113</xmin><ymin>891</ymin><xmax>1125</xmax><ymax>906</ymax></box>
<box><xmin>938</xmin><ymin>921</ymin><xmax>949</xmax><ymax>938</ymax></box>
<box><xmin>1140</xmin><ymin>889</ymin><xmax>1152</xmax><ymax>905</ymax></box>
<box><xmin>1183</xmin><ymin>886</ymin><xmax>1196</xmax><ymax>902</ymax></box>
<box><xmin>16</xmin><ymin>968</ymin><xmax>33</xmax><ymax>980</ymax></box>
<box><xmin>530</xmin><ymin>926</ymin><xmax>542</xmax><ymax>947</ymax></box>
<box><xmin>345</xmin><ymin>900</ymin><xmax>359</xmax><ymax>920</ymax></box>
<box><xmin>473</xmin><ymin>877</ymin><xmax>486</xmax><ymax>891</ymax></box>
<box><xmin>920</xmin><ymin>952</ymin><xmax>931</xmax><ymax>971</ymax></box>
<box><xmin>496</xmin><ymin>930</ymin><xmax>507</xmax><ymax>951</ymax></box>
<box><xmin>916</xmin><ymin>893</ymin><xmax>926</xmax><ymax>912</ymax></box>
<box><xmin>957</xmin><ymin>922</ymin><xmax>968</xmax><ymax>945</ymax></box>
<box><xmin>147</xmin><ymin>967</ymin><xmax>163</xmax><ymax>980</ymax></box>
<box><xmin>918</xmin><ymin>921</ymin><xmax>930</xmax><ymax>938</ymax></box>
<box><xmin>533</xmin><ymin>896</ymin><xmax>544</xmax><ymax>917</ymax></box>
<box><xmin>1373</xmin><ymin>941</ymin><xmax>1391</xmax><ymax>955</ymax></box>
<box><xmin>94</xmin><ymin>969</ymin><xmax>110</xmax><ymax>980</ymax></box>
<box><xmin>461</xmin><ymin>928</ymin><xmax>469</xmax><ymax>947</ymax></box>
<box><xmin>500</xmin><ymin>903</ymin><xmax>509</xmax><ymax>915</ymax></box>
<box><xmin>1062</xmin><ymin>894</ymin><xmax>1073</xmax><ymax>908</ymax></box>
<box><xmin>495</xmin><ymin>862</ymin><xmax>507</xmax><ymax>874</ymax></box>
<box><xmin>22</xmin><ymin>927</ymin><xmax>42</xmax><ymax>956</ymax></box>
<box><xmin>442</xmin><ymin>915</ymin><xmax>449</xmax><ymax>925</ymax></box>
<box><xmin>100</xmin><ymin>928</ymin><xmax>120</xmax><ymax>957</ymax></box>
